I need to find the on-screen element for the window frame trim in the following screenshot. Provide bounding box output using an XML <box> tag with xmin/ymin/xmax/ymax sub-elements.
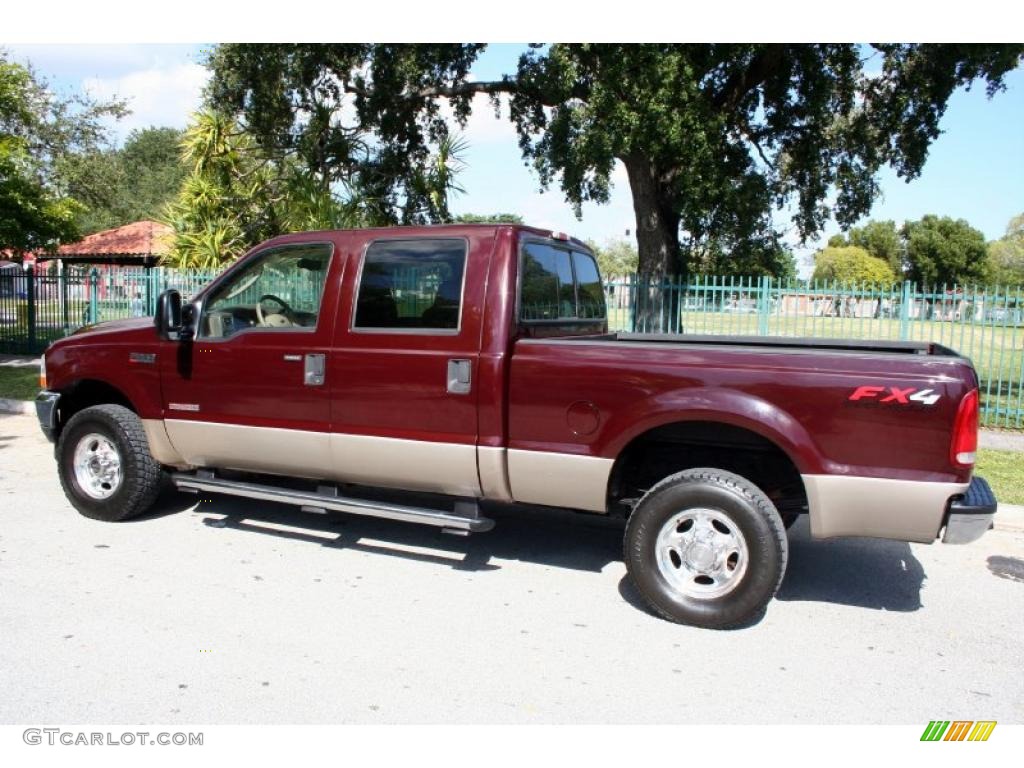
<box><xmin>349</xmin><ymin>235</ymin><xmax>470</xmax><ymax>336</ymax></box>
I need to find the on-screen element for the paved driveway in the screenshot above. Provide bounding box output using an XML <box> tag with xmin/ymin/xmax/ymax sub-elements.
<box><xmin>1</xmin><ymin>411</ymin><xmax>1022</xmax><ymax>724</ymax></box>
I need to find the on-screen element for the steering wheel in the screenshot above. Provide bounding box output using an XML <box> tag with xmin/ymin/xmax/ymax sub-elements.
<box><xmin>256</xmin><ymin>294</ymin><xmax>295</xmax><ymax>327</ymax></box>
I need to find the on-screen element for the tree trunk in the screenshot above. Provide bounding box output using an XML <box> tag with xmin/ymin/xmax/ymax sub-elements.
<box><xmin>622</xmin><ymin>154</ymin><xmax>683</xmax><ymax>332</ymax></box>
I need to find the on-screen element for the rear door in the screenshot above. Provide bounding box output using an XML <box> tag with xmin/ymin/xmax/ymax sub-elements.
<box><xmin>327</xmin><ymin>233</ymin><xmax>492</xmax><ymax>497</ymax></box>
<box><xmin>159</xmin><ymin>237</ymin><xmax>344</xmax><ymax>478</ymax></box>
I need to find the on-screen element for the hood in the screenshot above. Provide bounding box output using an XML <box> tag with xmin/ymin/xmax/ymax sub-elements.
<box><xmin>69</xmin><ymin>316</ymin><xmax>155</xmax><ymax>338</ymax></box>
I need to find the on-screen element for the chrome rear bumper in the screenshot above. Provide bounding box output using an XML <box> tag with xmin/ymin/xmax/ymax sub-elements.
<box><xmin>942</xmin><ymin>475</ymin><xmax>997</xmax><ymax>544</ymax></box>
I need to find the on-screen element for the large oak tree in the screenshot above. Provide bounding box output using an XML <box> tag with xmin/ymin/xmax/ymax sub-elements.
<box><xmin>207</xmin><ymin>43</ymin><xmax>1023</xmax><ymax>280</ymax></box>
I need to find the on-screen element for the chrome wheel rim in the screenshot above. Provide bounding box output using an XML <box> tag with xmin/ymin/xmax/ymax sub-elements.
<box><xmin>655</xmin><ymin>508</ymin><xmax>749</xmax><ymax>599</ymax></box>
<box><xmin>72</xmin><ymin>432</ymin><xmax>122</xmax><ymax>500</ymax></box>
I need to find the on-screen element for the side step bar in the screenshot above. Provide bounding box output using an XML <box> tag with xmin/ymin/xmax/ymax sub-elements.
<box><xmin>171</xmin><ymin>471</ymin><xmax>495</xmax><ymax>533</ymax></box>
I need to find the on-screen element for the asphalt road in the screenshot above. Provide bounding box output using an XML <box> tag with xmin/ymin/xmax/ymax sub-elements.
<box><xmin>1</xmin><ymin>410</ymin><xmax>1022</xmax><ymax>724</ymax></box>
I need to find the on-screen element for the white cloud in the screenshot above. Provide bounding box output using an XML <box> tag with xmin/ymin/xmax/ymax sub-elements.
<box><xmin>83</xmin><ymin>62</ymin><xmax>209</xmax><ymax>141</ymax></box>
<box><xmin>440</xmin><ymin>92</ymin><xmax>519</xmax><ymax>146</ymax></box>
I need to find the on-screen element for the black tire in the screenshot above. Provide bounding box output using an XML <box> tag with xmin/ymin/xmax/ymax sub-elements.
<box><xmin>624</xmin><ymin>468</ymin><xmax>788</xmax><ymax>629</ymax></box>
<box><xmin>57</xmin><ymin>404</ymin><xmax>164</xmax><ymax>522</ymax></box>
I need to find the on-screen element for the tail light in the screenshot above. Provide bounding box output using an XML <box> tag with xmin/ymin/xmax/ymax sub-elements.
<box><xmin>950</xmin><ymin>389</ymin><xmax>979</xmax><ymax>467</ymax></box>
<box><xmin>39</xmin><ymin>356</ymin><xmax>47</xmax><ymax>389</ymax></box>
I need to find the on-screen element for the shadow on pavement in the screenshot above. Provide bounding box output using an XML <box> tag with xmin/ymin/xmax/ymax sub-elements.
<box><xmin>777</xmin><ymin>518</ymin><xmax>925</xmax><ymax>612</ymax></box>
<box><xmin>136</xmin><ymin>490</ymin><xmax>928</xmax><ymax>617</ymax></box>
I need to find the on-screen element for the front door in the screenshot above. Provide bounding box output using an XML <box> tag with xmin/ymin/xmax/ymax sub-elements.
<box><xmin>327</xmin><ymin>234</ymin><xmax>490</xmax><ymax>497</ymax></box>
<box><xmin>160</xmin><ymin>238</ymin><xmax>343</xmax><ymax>478</ymax></box>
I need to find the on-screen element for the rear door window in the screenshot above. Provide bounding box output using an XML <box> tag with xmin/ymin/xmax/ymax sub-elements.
<box><xmin>353</xmin><ymin>239</ymin><xmax>467</xmax><ymax>331</ymax></box>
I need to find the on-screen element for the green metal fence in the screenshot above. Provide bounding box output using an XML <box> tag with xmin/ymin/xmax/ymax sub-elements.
<box><xmin>2</xmin><ymin>266</ymin><xmax>1022</xmax><ymax>427</ymax></box>
<box><xmin>607</xmin><ymin>275</ymin><xmax>1024</xmax><ymax>428</ymax></box>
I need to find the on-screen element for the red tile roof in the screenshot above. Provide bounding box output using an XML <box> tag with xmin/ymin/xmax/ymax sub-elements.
<box><xmin>57</xmin><ymin>220</ymin><xmax>172</xmax><ymax>257</ymax></box>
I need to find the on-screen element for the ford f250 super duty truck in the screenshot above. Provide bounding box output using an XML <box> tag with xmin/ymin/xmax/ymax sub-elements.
<box><xmin>35</xmin><ymin>224</ymin><xmax>998</xmax><ymax>628</ymax></box>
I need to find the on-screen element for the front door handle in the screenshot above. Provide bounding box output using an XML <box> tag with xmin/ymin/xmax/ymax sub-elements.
<box><xmin>447</xmin><ymin>359</ymin><xmax>471</xmax><ymax>394</ymax></box>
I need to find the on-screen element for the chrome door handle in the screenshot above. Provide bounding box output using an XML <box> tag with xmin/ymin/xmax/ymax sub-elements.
<box><xmin>447</xmin><ymin>359</ymin><xmax>471</xmax><ymax>394</ymax></box>
<box><xmin>304</xmin><ymin>353</ymin><xmax>326</xmax><ymax>386</ymax></box>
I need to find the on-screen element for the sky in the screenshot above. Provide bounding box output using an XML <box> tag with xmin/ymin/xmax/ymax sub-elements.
<box><xmin>5</xmin><ymin>42</ymin><xmax>1023</xmax><ymax>275</ymax></box>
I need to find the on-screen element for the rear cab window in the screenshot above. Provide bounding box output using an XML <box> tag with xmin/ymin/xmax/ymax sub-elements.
<box><xmin>519</xmin><ymin>239</ymin><xmax>607</xmax><ymax>334</ymax></box>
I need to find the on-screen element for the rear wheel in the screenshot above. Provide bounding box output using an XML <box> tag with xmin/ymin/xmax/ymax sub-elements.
<box><xmin>624</xmin><ymin>468</ymin><xmax>788</xmax><ymax>628</ymax></box>
<box><xmin>57</xmin><ymin>404</ymin><xmax>164</xmax><ymax>522</ymax></box>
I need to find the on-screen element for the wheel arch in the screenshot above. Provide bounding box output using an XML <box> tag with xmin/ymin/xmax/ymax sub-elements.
<box><xmin>54</xmin><ymin>378</ymin><xmax>137</xmax><ymax>442</ymax></box>
<box><xmin>604</xmin><ymin>391</ymin><xmax>815</xmax><ymax>517</ymax></box>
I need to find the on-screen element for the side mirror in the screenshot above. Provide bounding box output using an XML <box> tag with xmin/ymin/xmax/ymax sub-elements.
<box><xmin>154</xmin><ymin>289</ymin><xmax>185</xmax><ymax>341</ymax></box>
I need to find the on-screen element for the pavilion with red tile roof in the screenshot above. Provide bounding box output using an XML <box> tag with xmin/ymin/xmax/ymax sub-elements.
<box><xmin>37</xmin><ymin>220</ymin><xmax>173</xmax><ymax>267</ymax></box>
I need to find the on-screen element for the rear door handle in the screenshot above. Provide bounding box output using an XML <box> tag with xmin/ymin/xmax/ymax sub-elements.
<box><xmin>447</xmin><ymin>359</ymin><xmax>471</xmax><ymax>394</ymax></box>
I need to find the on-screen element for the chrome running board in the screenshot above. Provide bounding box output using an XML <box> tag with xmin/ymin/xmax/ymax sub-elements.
<box><xmin>171</xmin><ymin>471</ymin><xmax>495</xmax><ymax>533</ymax></box>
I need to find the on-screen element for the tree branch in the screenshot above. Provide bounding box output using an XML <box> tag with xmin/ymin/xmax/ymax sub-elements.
<box><xmin>713</xmin><ymin>46</ymin><xmax>787</xmax><ymax>112</ymax></box>
<box><xmin>344</xmin><ymin>80</ymin><xmax>517</xmax><ymax>100</ymax></box>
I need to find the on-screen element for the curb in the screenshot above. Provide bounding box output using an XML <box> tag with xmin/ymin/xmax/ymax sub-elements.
<box><xmin>0</xmin><ymin>398</ymin><xmax>33</xmax><ymax>415</ymax></box>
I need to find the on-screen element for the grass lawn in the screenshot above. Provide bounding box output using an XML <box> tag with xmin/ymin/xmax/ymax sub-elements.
<box><xmin>0</xmin><ymin>365</ymin><xmax>39</xmax><ymax>401</ymax></box>
<box><xmin>976</xmin><ymin>449</ymin><xmax>1024</xmax><ymax>506</ymax></box>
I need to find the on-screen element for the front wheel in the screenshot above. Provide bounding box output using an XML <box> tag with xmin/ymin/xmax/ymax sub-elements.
<box><xmin>624</xmin><ymin>468</ymin><xmax>788</xmax><ymax>629</ymax></box>
<box><xmin>57</xmin><ymin>404</ymin><xmax>164</xmax><ymax>522</ymax></box>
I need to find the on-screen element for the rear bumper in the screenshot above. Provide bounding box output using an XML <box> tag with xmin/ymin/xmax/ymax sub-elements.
<box><xmin>942</xmin><ymin>475</ymin><xmax>997</xmax><ymax>544</ymax></box>
<box><xmin>35</xmin><ymin>390</ymin><xmax>60</xmax><ymax>443</ymax></box>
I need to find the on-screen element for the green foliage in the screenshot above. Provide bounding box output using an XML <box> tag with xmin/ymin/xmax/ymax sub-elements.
<box><xmin>206</xmin><ymin>44</ymin><xmax>478</xmax><ymax>226</ymax></box>
<box><xmin>902</xmin><ymin>215</ymin><xmax>990</xmax><ymax>286</ymax></box>
<box><xmin>58</xmin><ymin>127</ymin><xmax>187</xmax><ymax>234</ymax></box>
<box><xmin>585</xmin><ymin>238</ymin><xmax>639</xmax><ymax>278</ymax></box>
<box><xmin>986</xmin><ymin>213</ymin><xmax>1024</xmax><ymax>287</ymax></box>
<box><xmin>206</xmin><ymin>43</ymin><xmax>1023</xmax><ymax>282</ymax></box>
<box><xmin>452</xmin><ymin>212</ymin><xmax>524</xmax><ymax>224</ymax></box>
<box><xmin>163</xmin><ymin>111</ymin><xmax>468</xmax><ymax>269</ymax></box>
<box><xmin>689</xmin><ymin>238</ymin><xmax>798</xmax><ymax>280</ymax></box>
<box><xmin>829</xmin><ymin>220</ymin><xmax>903</xmax><ymax>274</ymax></box>
<box><xmin>812</xmin><ymin>246</ymin><xmax>898</xmax><ymax>286</ymax></box>
<box><xmin>0</xmin><ymin>52</ymin><xmax>126</xmax><ymax>254</ymax></box>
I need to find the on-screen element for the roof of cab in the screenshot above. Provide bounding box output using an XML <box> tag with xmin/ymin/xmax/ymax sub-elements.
<box><xmin>259</xmin><ymin>223</ymin><xmax>591</xmax><ymax>251</ymax></box>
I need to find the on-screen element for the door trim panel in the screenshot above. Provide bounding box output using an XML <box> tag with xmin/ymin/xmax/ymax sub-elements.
<box><xmin>163</xmin><ymin>419</ymin><xmax>482</xmax><ymax>495</ymax></box>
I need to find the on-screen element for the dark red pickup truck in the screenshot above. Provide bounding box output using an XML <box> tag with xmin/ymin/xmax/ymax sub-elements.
<box><xmin>36</xmin><ymin>224</ymin><xmax>997</xmax><ymax>627</ymax></box>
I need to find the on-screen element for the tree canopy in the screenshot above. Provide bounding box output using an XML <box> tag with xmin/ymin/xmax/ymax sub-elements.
<box><xmin>58</xmin><ymin>126</ymin><xmax>187</xmax><ymax>235</ymax></box>
<box><xmin>902</xmin><ymin>215</ymin><xmax>990</xmax><ymax>286</ymax></box>
<box><xmin>828</xmin><ymin>220</ymin><xmax>902</xmax><ymax>275</ymax></box>
<box><xmin>163</xmin><ymin>111</ymin><xmax>468</xmax><ymax>268</ymax></box>
<box><xmin>987</xmin><ymin>213</ymin><xmax>1024</xmax><ymax>287</ymax></box>
<box><xmin>811</xmin><ymin>246</ymin><xmax>898</xmax><ymax>286</ymax></box>
<box><xmin>0</xmin><ymin>52</ymin><xmax>126</xmax><ymax>255</ymax></box>
<box><xmin>207</xmin><ymin>43</ymin><xmax>1023</xmax><ymax>281</ymax></box>
<box><xmin>586</xmin><ymin>237</ymin><xmax>639</xmax><ymax>279</ymax></box>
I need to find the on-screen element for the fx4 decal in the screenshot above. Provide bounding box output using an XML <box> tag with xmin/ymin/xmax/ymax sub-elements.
<box><xmin>848</xmin><ymin>385</ymin><xmax>941</xmax><ymax>406</ymax></box>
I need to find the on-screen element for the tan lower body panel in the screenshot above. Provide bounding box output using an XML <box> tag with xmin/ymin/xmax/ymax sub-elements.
<box><xmin>802</xmin><ymin>474</ymin><xmax>968</xmax><ymax>543</ymax></box>
<box><xmin>141</xmin><ymin>419</ymin><xmax>188</xmax><ymax>468</ymax></box>
<box><xmin>163</xmin><ymin>419</ymin><xmax>481</xmax><ymax>497</ymax></box>
<box><xmin>507</xmin><ymin>449</ymin><xmax>613</xmax><ymax>512</ymax></box>
<box><xmin>477</xmin><ymin>446</ymin><xmax>513</xmax><ymax>502</ymax></box>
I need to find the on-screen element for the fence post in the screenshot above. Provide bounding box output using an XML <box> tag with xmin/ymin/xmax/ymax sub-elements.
<box><xmin>26</xmin><ymin>266</ymin><xmax>37</xmax><ymax>353</ymax></box>
<box><xmin>629</xmin><ymin>274</ymin><xmax>637</xmax><ymax>333</ymax></box>
<box><xmin>60</xmin><ymin>262</ymin><xmax>70</xmax><ymax>335</ymax></box>
<box><xmin>88</xmin><ymin>268</ymin><xmax>99</xmax><ymax>324</ymax></box>
<box><xmin>758</xmin><ymin>275</ymin><xmax>771</xmax><ymax>336</ymax></box>
<box><xmin>899</xmin><ymin>280</ymin><xmax>912</xmax><ymax>340</ymax></box>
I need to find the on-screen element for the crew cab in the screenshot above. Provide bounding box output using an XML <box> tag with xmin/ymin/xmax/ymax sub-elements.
<box><xmin>35</xmin><ymin>224</ymin><xmax>998</xmax><ymax>628</ymax></box>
